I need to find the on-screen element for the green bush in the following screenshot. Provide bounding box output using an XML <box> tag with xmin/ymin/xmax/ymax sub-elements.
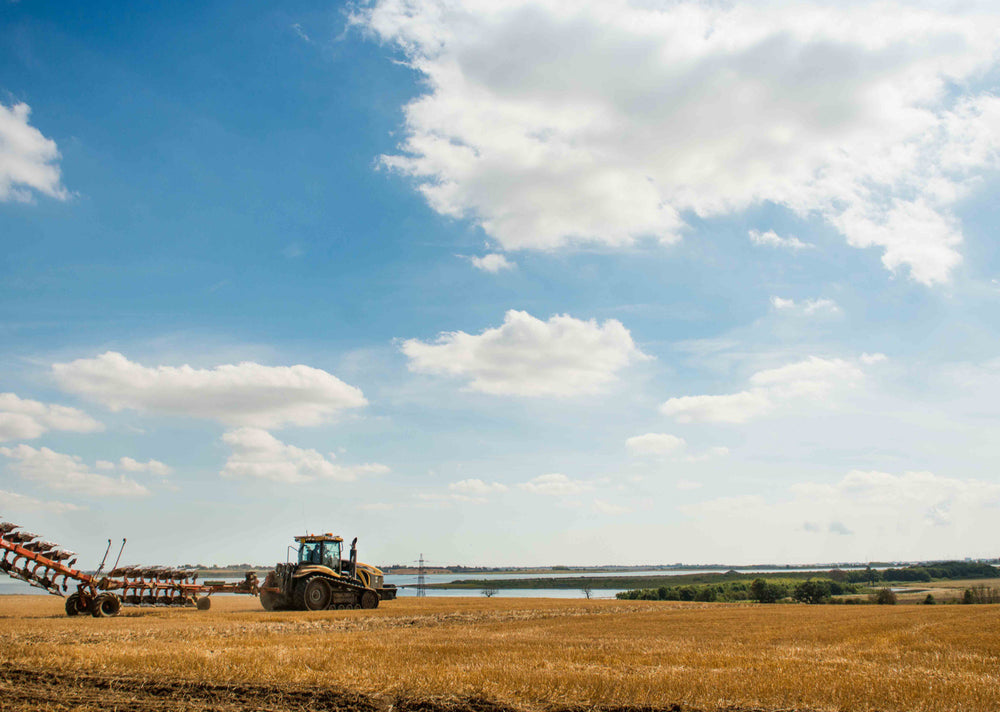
<box><xmin>750</xmin><ymin>578</ymin><xmax>788</xmax><ymax>603</ymax></box>
<box><xmin>962</xmin><ymin>586</ymin><xmax>1000</xmax><ymax>604</ymax></box>
<box><xmin>870</xmin><ymin>588</ymin><xmax>897</xmax><ymax>605</ymax></box>
<box><xmin>793</xmin><ymin>580</ymin><xmax>832</xmax><ymax>604</ymax></box>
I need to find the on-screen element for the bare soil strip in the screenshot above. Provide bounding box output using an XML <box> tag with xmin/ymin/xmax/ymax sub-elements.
<box><xmin>0</xmin><ymin>666</ymin><xmax>802</xmax><ymax>712</ymax></box>
<box><xmin>0</xmin><ymin>665</ymin><xmax>378</xmax><ymax>712</ymax></box>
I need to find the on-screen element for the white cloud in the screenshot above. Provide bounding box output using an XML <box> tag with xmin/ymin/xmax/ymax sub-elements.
<box><xmin>357</xmin><ymin>0</ymin><xmax>1000</xmax><ymax>284</ymax></box>
<box><xmin>0</xmin><ymin>101</ymin><xmax>69</xmax><ymax>203</ymax></box>
<box><xmin>749</xmin><ymin>230</ymin><xmax>812</xmax><ymax>250</ymax></box>
<box><xmin>0</xmin><ymin>489</ymin><xmax>83</xmax><ymax>514</ymax></box>
<box><xmin>469</xmin><ymin>253</ymin><xmax>515</xmax><ymax>272</ymax></box>
<box><xmin>592</xmin><ymin>499</ymin><xmax>630</xmax><ymax>515</ymax></box>
<box><xmin>662</xmin><ymin>355</ymin><xmax>873</xmax><ymax>423</ymax></box>
<box><xmin>449</xmin><ymin>478</ymin><xmax>508</xmax><ymax>495</ymax></box>
<box><xmin>401</xmin><ymin>310</ymin><xmax>647</xmax><ymax>396</ymax></box>
<box><xmin>661</xmin><ymin>389</ymin><xmax>774</xmax><ymax>424</ymax></box>
<box><xmin>676</xmin><ymin>479</ymin><xmax>702</xmax><ymax>491</ymax></box>
<box><xmin>93</xmin><ymin>456</ymin><xmax>170</xmax><ymax>476</ymax></box>
<box><xmin>117</xmin><ymin>457</ymin><xmax>172</xmax><ymax>477</ymax></box>
<box><xmin>626</xmin><ymin>432</ymin><xmax>686</xmax><ymax>456</ymax></box>
<box><xmin>52</xmin><ymin>351</ymin><xmax>367</xmax><ymax>429</ymax></box>
<box><xmin>518</xmin><ymin>472</ymin><xmax>592</xmax><ymax>496</ymax></box>
<box><xmin>683</xmin><ymin>470</ymin><xmax>1000</xmax><ymax>559</ymax></box>
<box><xmin>0</xmin><ymin>445</ymin><xmax>149</xmax><ymax>498</ymax></box>
<box><xmin>0</xmin><ymin>393</ymin><xmax>103</xmax><ymax>442</ymax></box>
<box><xmin>220</xmin><ymin>428</ymin><xmax>389</xmax><ymax>484</ymax></box>
<box><xmin>750</xmin><ymin>357</ymin><xmax>865</xmax><ymax>399</ymax></box>
<box><xmin>770</xmin><ymin>297</ymin><xmax>841</xmax><ymax>315</ymax></box>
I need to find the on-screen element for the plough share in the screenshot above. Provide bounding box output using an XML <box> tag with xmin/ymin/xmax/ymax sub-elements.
<box><xmin>0</xmin><ymin>519</ymin><xmax>258</xmax><ymax>617</ymax></box>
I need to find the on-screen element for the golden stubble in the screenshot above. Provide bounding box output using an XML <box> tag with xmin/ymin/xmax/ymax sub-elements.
<box><xmin>1</xmin><ymin>595</ymin><xmax>998</xmax><ymax>711</ymax></box>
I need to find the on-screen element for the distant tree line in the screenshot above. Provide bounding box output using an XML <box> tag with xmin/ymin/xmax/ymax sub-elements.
<box><xmin>616</xmin><ymin>577</ymin><xmax>860</xmax><ymax>603</ymax></box>
<box><xmin>842</xmin><ymin>561</ymin><xmax>998</xmax><ymax>584</ymax></box>
<box><xmin>618</xmin><ymin>561</ymin><xmax>1000</xmax><ymax>606</ymax></box>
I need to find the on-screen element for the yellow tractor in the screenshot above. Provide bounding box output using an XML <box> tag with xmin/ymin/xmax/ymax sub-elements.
<box><xmin>259</xmin><ymin>533</ymin><xmax>396</xmax><ymax>611</ymax></box>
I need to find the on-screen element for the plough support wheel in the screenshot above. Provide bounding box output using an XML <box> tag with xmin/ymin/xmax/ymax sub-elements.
<box><xmin>90</xmin><ymin>593</ymin><xmax>121</xmax><ymax>618</ymax></box>
<box><xmin>196</xmin><ymin>596</ymin><xmax>211</xmax><ymax>611</ymax></box>
<box><xmin>65</xmin><ymin>593</ymin><xmax>87</xmax><ymax>617</ymax></box>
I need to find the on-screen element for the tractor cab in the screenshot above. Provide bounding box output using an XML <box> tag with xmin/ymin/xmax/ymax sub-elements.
<box><xmin>294</xmin><ymin>533</ymin><xmax>342</xmax><ymax>573</ymax></box>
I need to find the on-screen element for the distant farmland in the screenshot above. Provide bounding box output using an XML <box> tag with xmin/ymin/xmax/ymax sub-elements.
<box><xmin>2</xmin><ymin>595</ymin><xmax>999</xmax><ymax>711</ymax></box>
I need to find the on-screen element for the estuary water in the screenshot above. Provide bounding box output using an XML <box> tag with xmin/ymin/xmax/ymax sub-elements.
<box><xmin>0</xmin><ymin>566</ymin><xmax>862</xmax><ymax>599</ymax></box>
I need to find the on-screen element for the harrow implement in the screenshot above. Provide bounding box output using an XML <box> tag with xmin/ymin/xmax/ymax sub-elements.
<box><xmin>0</xmin><ymin>518</ymin><xmax>259</xmax><ymax>617</ymax></box>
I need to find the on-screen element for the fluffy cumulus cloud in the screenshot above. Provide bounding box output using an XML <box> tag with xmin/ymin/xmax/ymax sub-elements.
<box><xmin>749</xmin><ymin>230</ymin><xmax>812</xmax><ymax>250</ymax></box>
<box><xmin>52</xmin><ymin>351</ymin><xmax>367</xmax><ymax>429</ymax></box>
<box><xmin>518</xmin><ymin>473</ymin><xmax>592</xmax><ymax>496</ymax></box>
<box><xmin>626</xmin><ymin>433</ymin><xmax>686</xmax><ymax>456</ymax></box>
<box><xmin>0</xmin><ymin>393</ymin><xmax>103</xmax><ymax>442</ymax></box>
<box><xmin>626</xmin><ymin>433</ymin><xmax>728</xmax><ymax>461</ymax></box>
<box><xmin>401</xmin><ymin>310</ymin><xmax>647</xmax><ymax>396</ymax></box>
<box><xmin>449</xmin><ymin>478</ymin><xmax>508</xmax><ymax>496</ymax></box>
<box><xmin>0</xmin><ymin>101</ymin><xmax>69</xmax><ymax>202</ymax></box>
<box><xmin>683</xmin><ymin>470</ymin><xmax>1000</xmax><ymax>560</ymax></box>
<box><xmin>220</xmin><ymin>428</ymin><xmax>389</xmax><ymax>484</ymax></box>
<box><xmin>0</xmin><ymin>489</ymin><xmax>83</xmax><ymax>514</ymax></box>
<box><xmin>770</xmin><ymin>297</ymin><xmax>840</xmax><ymax>315</ymax></box>
<box><xmin>95</xmin><ymin>457</ymin><xmax>172</xmax><ymax>476</ymax></box>
<box><xmin>358</xmin><ymin>0</ymin><xmax>1000</xmax><ymax>283</ymax></box>
<box><xmin>662</xmin><ymin>354</ymin><xmax>882</xmax><ymax>423</ymax></box>
<box><xmin>0</xmin><ymin>445</ymin><xmax>150</xmax><ymax>497</ymax></box>
<box><xmin>469</xmin><ymin>253</ymin><xmax>515</xmax><ymax>272</ymax></box>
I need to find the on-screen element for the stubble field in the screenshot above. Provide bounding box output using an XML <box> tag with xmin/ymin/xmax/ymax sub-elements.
<box><xmin>1</xmin><ymin>594</ymin><xmax>998</xmax><ymax>711</ymax></box>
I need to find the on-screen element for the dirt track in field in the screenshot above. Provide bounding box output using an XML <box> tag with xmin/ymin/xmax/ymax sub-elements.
<box><xmin>0</xmin><ymin>665</ymin><xmax>800</xmax><ymax>712</ymax></box>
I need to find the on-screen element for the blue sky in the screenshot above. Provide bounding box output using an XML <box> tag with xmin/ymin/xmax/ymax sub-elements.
<box><xmin>2</xmin><ymin>0</ymin><xmax>1000</xmax><ymax>568</ymax></box>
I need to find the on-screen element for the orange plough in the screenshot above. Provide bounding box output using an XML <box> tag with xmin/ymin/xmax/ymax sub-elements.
<box><xmin>0</xmin><ymin>519</ymin><xmax>258</xmax><ymax>617</ymax></box>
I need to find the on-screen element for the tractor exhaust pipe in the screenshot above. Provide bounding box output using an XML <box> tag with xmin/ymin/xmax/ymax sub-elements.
<box><xmin>350</xmin><ymin>537</ymin><xmax>358</xmax><ymax>580</ymax></box>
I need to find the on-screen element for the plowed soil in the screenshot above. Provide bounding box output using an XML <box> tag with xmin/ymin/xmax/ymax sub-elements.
<box><xmin>0</xmin><ymin>665</ymin><xmax>774</xmax><ymax>712</ymax></box>
<box><xmin>0</xmin><ymin>665</ymin><xmax>381</xmax><ymax>712</ymax></box>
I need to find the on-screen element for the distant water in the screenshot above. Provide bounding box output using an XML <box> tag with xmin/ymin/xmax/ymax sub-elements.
<box><xmin>1</xmin><ymin>566</ymin><xmax>867</xmax><ymax>599</ymax></box>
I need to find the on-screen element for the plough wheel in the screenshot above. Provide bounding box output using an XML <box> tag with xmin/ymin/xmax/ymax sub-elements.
<box><xmin>90</xmin><ymin>593</ymin><xmax>121</xmax><ymax>618</ymax></box>
<box><xmin>65</xmin><ymin>593</ymin><xmax>88</xmax><ymax>617</ymax></box>
<box><xmin>360</xmin><ymin>590</ymin><xmax>379</xmax><ymax>610</ymax></box>
<box><xmin>196</xmin><ymin>596</ymin><xmax>211</xmax><ymax>611</ymax></box>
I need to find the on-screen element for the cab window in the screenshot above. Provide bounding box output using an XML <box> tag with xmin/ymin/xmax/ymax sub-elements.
<box><xmin>298</xmin><ymin>542</ymin><xmax>321</xmax><ymax>565</ymax></box>
<box><xmin>321</xmin><ymin>541</ymin><xmax>341</xmax><ymax>570</ymax></box>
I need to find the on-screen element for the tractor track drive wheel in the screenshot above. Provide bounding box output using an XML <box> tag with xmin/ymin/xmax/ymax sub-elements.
<box><xmin>305</xmin><ymin>577</ymin><xmax>332</xmax><ymax>611</ymax></box>
<box><xmin>295</xmin><ymin>575</ymin><xmax>332</xmax><ymax>611</ymax></box>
